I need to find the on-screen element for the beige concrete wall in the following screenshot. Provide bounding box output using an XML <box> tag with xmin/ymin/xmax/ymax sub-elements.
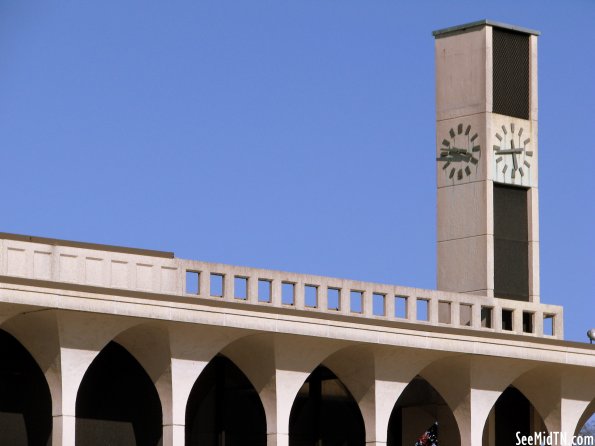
<box><xmin>0</xmin><ymin>307</ymin><xmax>591</xmax><ymax>446</ymax></box>
<box><xmin>435</xmin><ymin>27</ymin><xmax>489</xmax><ymax>121</ymax></box>
<box><xmin>435</xmin><ymin>23</ymin><xmax>541</xmax><ymax>304</ymax></box>
<box><xmin>0</xmin><ymin>235</ymin><xmax>590</xmax><ymax>446</ymax></box>
<box><xmin>0</xmin><ymin>235</ymin><xmax>561</xmax><ymax>338</ymax></box>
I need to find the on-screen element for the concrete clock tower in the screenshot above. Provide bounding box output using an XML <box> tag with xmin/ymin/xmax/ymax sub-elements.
<box><xmin>433</xmin><ymin>20</ymin><xmax>540</xmax><ymax>303</ymax></box>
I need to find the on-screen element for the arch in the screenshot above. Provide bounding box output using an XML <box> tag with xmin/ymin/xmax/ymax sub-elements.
<box><xmin>289</xmin><ymin>365</ymin><xmax>365</xmax><ymax>446</ymax></box>
<box><xmin>575</xmin><ymin>400</ymin><xmax>595</xmax><ymax>437</ymax></box>
<box><xmin>185</xmin><ymin>354</ymin><xmax>267</xmax><ymax>446</ymax></box>
<box><xmin>387</xmin><ymin>375</ymin><xmax>460</xmax><ymax>446</ymax></box>
<box><xmin>0</xmin><ymin>329</ymin><xmax>52</xmax><ymax>446</ymax></box>
<box><xmin>75</xmin><ymin>341</ymin><xmax>163</xmax><ymax>445</ymax></box>
<box><xmin>482</xmin><ymin>386</ymin><xmax>547</xmax><ymax>446</ymax></box>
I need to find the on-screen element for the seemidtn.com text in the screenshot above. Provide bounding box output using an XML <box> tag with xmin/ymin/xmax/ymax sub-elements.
<box><xmin>516</xmin><ymin>432</ymin><xmax>594</xmax><ymax>446</ymax></box>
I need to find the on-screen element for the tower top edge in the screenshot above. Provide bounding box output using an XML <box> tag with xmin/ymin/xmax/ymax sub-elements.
<box><xmin>432</xmin><ymin>20</ymin><xmax>540</xmax><ymax>38</ymax></box>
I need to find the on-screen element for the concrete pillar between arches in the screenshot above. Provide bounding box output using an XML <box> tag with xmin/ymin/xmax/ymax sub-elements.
<box><xmin>52</xmin><ymin>414</ymin><xmax>76</xmax><ymax>446</ymax></box>
<box><xmin>365</xmin><ymin>442</ymin><xmax>387</xmax><ymax>445</ymax></box>
<box><xmin>267</xmin><ymin>432</ymin><xmax>289</xmax><ymax>446</ymax></box>
<box><xmin>162</xmin><ymin>424</ymin><xmax>185</xmax><ymax>446</ymax></box>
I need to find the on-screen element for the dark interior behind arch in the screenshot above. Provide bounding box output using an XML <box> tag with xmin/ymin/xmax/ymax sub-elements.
<box><xmin>185</xmin><ymin>354</ymin><xmax>267</xmax><ymax>446</ymax></box>
<box><xmin>0</xmin><ymin>329</ymin><xmax>52</xmax><ymax>446</ymax></box>
<box><xmin>76</xmin><ymin>341</ymin><xmax>163</xmax><ymax>446</ymax></box>
<box><xmin>289</xmin><ymin>365</ymin><xmax>365</xmax><ymax>446</ymax></box>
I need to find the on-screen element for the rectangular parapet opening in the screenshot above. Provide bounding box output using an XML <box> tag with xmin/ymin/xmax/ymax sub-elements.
<box><xmin>234</xmin><ymin>276</ymin><xmax>248</xmax><ymax>300</ymax></box>
<box><xmin>305</xmin><ymin>285</ymin><xmax>318</xmax><ymax>308</ymax></box>
<box><xmin>395</xmin><ymin>296</ymin><xmax>408</xmax><ymax>319</ymax></box>
<box><xmin>417</xmin><ymin>298</ymin><xmax>429</xmax><ymax>322</ymax></box>
<box><xmin>481</xmin><ymin>306</ymin><xmax>493</xmax><ymax>328</ymax></box>
<box><xmin>373</xmin><ymin>293</ymin><xmax>386</xmax><ymax>317</ymax></box>
<box><xmin>501</xmin><ymin>309</ymin><xmax>514</xmax><ymax>331</ymax></box>
<box><xmin>282</xmin><ymin>282</ymin><xmax>295</xmax><ymax>306</ymax></box>
<box><xmin>350</xmin><ymin>291</ymin><xmax>363</xmax><ymax>314</ymax></box>
<box><xmin>438</xmin><ymin>301</ymin><xmax>451</xmax><ymax>324</ymax></box>
<box><xmin>258</xmin><ymin>279</ymin><xmax>272</xmax><ymax>303</ymax></box>
<box><xmin>459</xmin><ymin>304</ymin><xmax>472</xmax><ymax>327</ymax></box>
<box><xmin>210</xmin><ymin>273</ymin><xmax>224</xmax><ymax>298</ymax></box>
<box><xmin>327</xmin><ymin>288</ymin><xmax>340</xmax><ymax>311</ymax></box>
<box><xmin>185</xmin><ymin>271</ymin><xmax>199</xmax><ymax>295</ymax></box>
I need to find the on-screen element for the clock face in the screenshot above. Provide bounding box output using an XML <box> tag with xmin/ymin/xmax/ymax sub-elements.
<box><xmin>436</xmin><ymin>123</ymin><xmax>481</xmax><ymax>182</ymax></box>
<box><xmin>493</xmin><ymin>123</ymin><xmax>533</xmax><ymax>185</ymax></box>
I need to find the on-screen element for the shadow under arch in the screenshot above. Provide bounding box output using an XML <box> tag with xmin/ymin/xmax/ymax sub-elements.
<box><xmin>75</xmin><ymin>341</ymin><xmax>163</xmax><ymax>446</ymax></box>
<box><xmin>387</xmin><ymin>375</ymin><xmax>460</xmax><ymax>446</ymax></box>
<box><xmin>289</xmin><ymin>365</ymin><xmax>365</xmax><ymax>446</ymax></box>
<box><xmin>0</xmin><ymin>329</ymin><xmax>52</xmax><ymax>446</ymax></box>
<box><xmin>482</xmin><ymin>386</ymin><xmax>547</xmax><ymax>446</ymax></box>
<box><xmin>185</xmin><ymin>354</ymin><xmax>267</xmax><ymax>446</ymax></box>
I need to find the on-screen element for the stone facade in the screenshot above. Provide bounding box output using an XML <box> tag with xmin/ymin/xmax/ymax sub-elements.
<box><xmin>0</xmin><ymin>19</ymin><xmax>593</xmax><ymax>446</ymax></box>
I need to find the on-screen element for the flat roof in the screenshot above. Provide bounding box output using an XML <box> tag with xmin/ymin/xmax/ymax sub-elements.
<box><xmin>433</xmin><ymin>19</ymin><xmax>540</xmax><ymax>38</ymax></box>
<box><xmin>0</xmin><ymin>232</ymin><xmax>174</xmax><ymax>259</ymax></box>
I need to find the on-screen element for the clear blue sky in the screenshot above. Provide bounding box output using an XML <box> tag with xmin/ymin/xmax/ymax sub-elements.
<box><xmin>1</xmin><ymin>1</ymin><xmax>593</xmax><ymax>342</ymax></box>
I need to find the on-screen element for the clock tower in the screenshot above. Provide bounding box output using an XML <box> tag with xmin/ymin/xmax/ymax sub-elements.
<box><xmin>433</xmin><ymin>20</ymin><xmax>540</xmax><ymax>303</ymax></box>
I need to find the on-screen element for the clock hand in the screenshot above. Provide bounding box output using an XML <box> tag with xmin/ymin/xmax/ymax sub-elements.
<box><xmin>494</xmin><ymin>149</ymin><xmax>523</xmax><ymax>155</ymax></box>
<box><xmin>436</xmin><ymin>154</ymin><xmax>470</xmax><ymax>162</ymax></box>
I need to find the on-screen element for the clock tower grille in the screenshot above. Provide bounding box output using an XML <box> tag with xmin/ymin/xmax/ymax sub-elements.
<box><xmin>492</xmin><ymin>28</ymin><xmax>530</xmax><ymax>120</ymax></box>
<box><xmin>493</xmin><ymin>184</ymin><xmax>530</xmax><ymax>301</ymax></box>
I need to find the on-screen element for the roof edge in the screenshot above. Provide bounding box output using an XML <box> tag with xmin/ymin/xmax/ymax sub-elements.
<box><xmin>0</xmin><ymin>232</ymin><xmax>175</xmax><ymax>259</ymax></box>
<box><xmin>432</xmin><ymin>19</ymin><xmax>540</xmax><ymax>38</ymax></box>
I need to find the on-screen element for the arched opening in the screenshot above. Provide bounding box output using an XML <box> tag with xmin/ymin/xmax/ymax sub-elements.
<box><xmin>289</xmin><ymin>365</ymin><xmax>365</xmax><ymax>446</ymax></box>
<box><xmin>185</xmin><ymin>354</ymin><xmax>266</xmax><ymax>446</ymax></box>
<box><xmin>75</xmin><ymin>341</ymin><xmax>162</xmax><ymax>445</ymax></box>
<box><xmin>575</xmin><ymin>400</ymin><xmax>595</xmax><ymax>439</ymax></box>
<box><xmin>387</xmin><ymin>375</ymin><xmax>459</xmax><ymax>446</ymax></box>
<box><xmin>482</xmin><ymin>386</ymin><xmax>546</xmax><ymax>446</ymax></box>
<box><xmin>0</xmin><ymin>329</ymin><xmax>52</xmax><ymax>446</ymax></box>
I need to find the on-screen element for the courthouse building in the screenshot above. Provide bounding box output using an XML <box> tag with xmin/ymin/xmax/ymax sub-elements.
<box><xmin>0</xmin><ymin>20</ymin><xmax>593</xmax><ymax>446</ymax></box>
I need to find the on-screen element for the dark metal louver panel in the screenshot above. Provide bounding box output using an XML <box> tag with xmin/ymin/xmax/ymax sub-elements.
<box><xmin>492</xmin><ymin>29</ymin><xmax>530</xmax><ymax>119</ymax></box>
<box><xmin>493</xmin><ymin>184</ymin><xmax>529</xmax><ymax>301</ymax></box>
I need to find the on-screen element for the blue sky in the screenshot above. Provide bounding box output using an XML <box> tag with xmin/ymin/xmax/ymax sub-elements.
<box><xmin>0</xmin><ymin>1</ymin><xmax>593</xmax><ymax>342</ymax></box>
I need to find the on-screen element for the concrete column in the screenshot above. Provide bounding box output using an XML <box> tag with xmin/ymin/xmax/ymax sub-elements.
<box><xmin>2</xmin><ymin>310</ymin><xmax>134</xmax><ymax>446</ymax></box>
<box><xmin>165</xmin><ymin>325</ymin><xmax>245</xmax><ymax>446</ymax></box>
<box><xmin>267</xmin><ymin>432</ymin><xmax>289</xmax><ymax>446</ymax></box>
<box><xmin>221</xmin><ymin>334</ymin><xmax>346</xmax><ymax>446</ymax></box>
<box><xmin>163</xmin><ymin>357</ymin><xmax>211</xmax><ymax>446</ymax></box>
<box><xmin>323</xmin><ymin>347</ymin><xmax>447</xmax><ymax>446</ymax></box>
<box><xmin>513</xmin><ymin>367</ymin><xmax>562</xmax><ymax>434</ymax></box>
<box><xmin>52</xmin><ymin>414</ymin><xmax>76</xmax><ymax>446</ymax></box>
<box><xmin>385</xmin><ymin>294</ymin><xmax>395</xmax><ymax>319</ymax></box>
<box><xmin>271</xmin><ymin>279</ymin><xmax>282</xmax><ymax>306</ymax></box>
<box><xmin>422</xmin><ymin>356</ymin><xmax>535</xmax><ymax>446</ymax></box>
<box><xmin>56</xmin><ymin>313</ymin><xmax>136</xmax><ymax>446</ymax></box>
<box><xmin>52</xmin><ymin>346</ymin><xmax>104</xmax><ymax>446</ymax></box>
